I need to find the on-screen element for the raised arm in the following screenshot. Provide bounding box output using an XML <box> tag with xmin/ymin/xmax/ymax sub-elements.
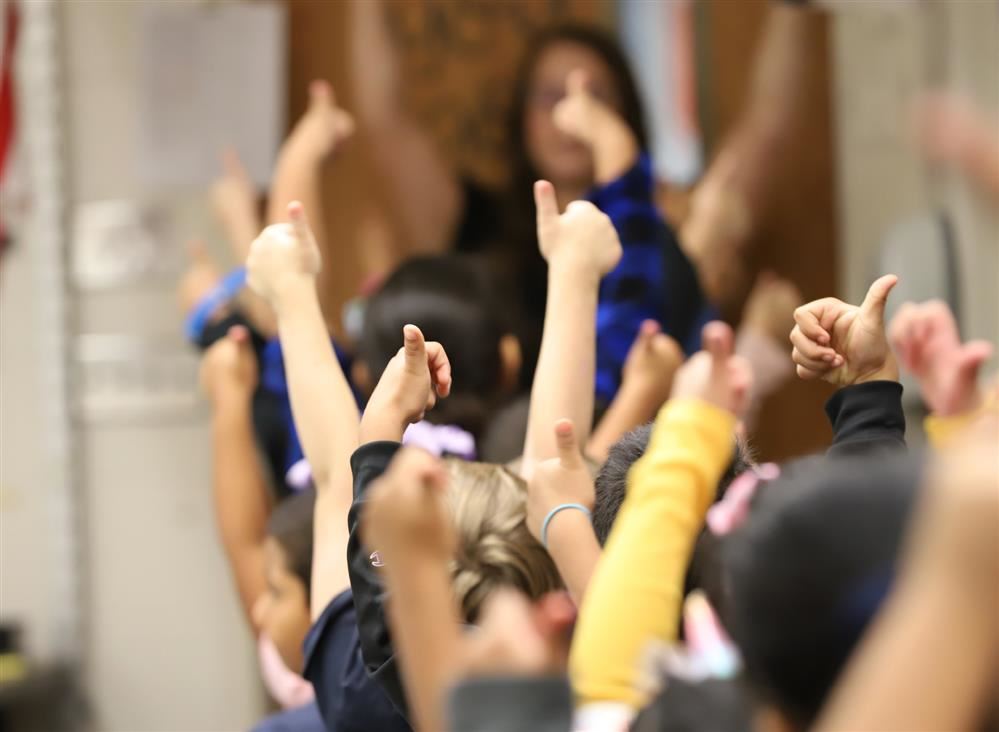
<box><xmin>200</xmin><ymin>326</ymin><xmax>270</xmax><ymax>627</ymax></box>
<box><xmin>521</xmin><ymin>181</ymin><xmax>622</xmax><ymax>479</ymax></box>
<box><xmin>350</xmin><ymin>0</ymin><xmax>462</xmax><ymax>255</ymax></box>
<box><xmin>246</xmin><ymin>202</ymin><xmax>359</xmax><ymax>619</ymax></box>
<box><xmin>570</xmin><ymin>322</ymin><xmax>751</xmax><ymax>711</ymax></box>
<box><xmin>266</xmin><ymin>82</ymin><xmax>354</xmax><ymax>332</ymax></box>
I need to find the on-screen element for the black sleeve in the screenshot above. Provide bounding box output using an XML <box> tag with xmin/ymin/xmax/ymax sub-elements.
<box><xmin>447</xmin><ymin>676</ymin><xmax>573</xmax><ymax>732</ymax></box>
<box><xmin>345</xmin><ymin>441</ymin><xmax>411</xmax><ymax>720</ymax></box>
<box><xmin>825</xmin><ymin>381</ymin><xmax>906</xmax><ymax>458</ymax></box>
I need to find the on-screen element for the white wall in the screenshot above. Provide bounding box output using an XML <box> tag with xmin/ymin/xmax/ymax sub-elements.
<box><xmin>2</xmin><ymin>1</ymin><xmax>268</xmax><ymax>729</ymax></box>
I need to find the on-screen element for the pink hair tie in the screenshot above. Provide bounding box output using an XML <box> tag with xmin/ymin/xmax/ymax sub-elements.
<box><xmin>706</xmin><ymin>462</ymin><xmax>779</xmax><ymax>536</ymax></box>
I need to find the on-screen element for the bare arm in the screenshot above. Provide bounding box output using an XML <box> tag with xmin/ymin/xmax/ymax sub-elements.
<box><xmin>247</xmin><ymin>203</ymin><xmax>360</xmax><ymax>619</ymax></box>
<box><xmin>521</xmin><ymin>182</ymin><xmax>622</xmax><ymax>479</ymax></box>
<box><xmin>350</xmin><ymin>0</ymin><xmax>462</xmax><ymax>255</ymax></box>
<box><xmin>201</xmin><ymin>328</ymin><xmax>270</xmax><ymax>629</ymax></box>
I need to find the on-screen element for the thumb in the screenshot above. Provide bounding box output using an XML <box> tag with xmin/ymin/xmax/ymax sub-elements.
<box><xmin>309</xmin><ymin>79</ymin><xmax>333</xmax><ymax>109</ymax></box>
<box><xmin>702</xmin><ymin>320</ymin><xmax>734</xmax><ymax>371</ymax></box>
<box><xmin>553</xmin><ymin>419</ymin><xmax>583</xmax><ymax>468</ymax></box>
<box><xmin>534</xmin><ymin>180</ymin><xmax>559</xmax><ymax>230</ymax></box>
<box><xmin>957</xmin><ymin>340</ymin><xmax>994</xmax><ymax>382</ymax></box>
<box><xmin>226</xmin><ymin>324</ymin><xmax>250</xmax><ymax>346</ymax></box>
<box><xmin>402</xmin><ymin>324</ymin><xmax>427</xmax><ymax>370</ymax></box>
<box><xmin>220</xmin><ymin>147</ymin><xmax>247</xmax><ymax>178</ymax></box>
<box><xmin>860</xmin><ymin>274</ymin><xmax>898</xmax><ymax>323</ymax></box>
<box><xmin>287</xmin><ymin>201</ymin><xmax>313</xmax><ymax>242</ymax></box>
<box><xmin>566</xmin><ymin>69</ymin><xmax>589</xmax><ymax>98</ymax></box>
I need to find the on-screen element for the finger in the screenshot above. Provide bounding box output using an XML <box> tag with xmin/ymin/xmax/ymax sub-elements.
<box><xmin>220</xmin><ymin>147</ymin><xmax>247</xmax><ymax>178</ymax></box>
<box><xmin>534</xmin><ymin>180</ymin><xmax>559</xmax><ymax>231</ymax></box>
<box><xmin>566</xmin><ymin>69</ymin><xmax>589</xmax><ymax>98</ymax></box>
<box><xmin>796</xmin><ymin>363</ymin><xmax>826</xmax><ymax>381</ymax></box>
<box><xmin>728</xmin><ymin>356</ymin><xmax>753</xmax><ymax>418</ymax></box>
<box><xmin>424</xmin><ymin>341</ymin><xmax>452</xmax><ymax>398</ymax></box>
<box><xmin>702</xmin><ymin>320</ymin><xmax>734</xmax><ymax>365</ymax></box>
<box><xmin>553</xmin><ymin>419</ymin><xmax>583</xmax><ymax>468</ymax></box>
<box><xmin>651</xmin><ymin>333</ymin><xmax>682</xmax><ymax>364</ymax></box>
<box><xmin>957</xmin><ymin>340</ymin><xmax>994</xmax><ymax>381</ymax></box>
<box><xmin>226</xmin><ymin>325</ymin><xmax>250</xmax><ymax>344</ymax></box>
<box><xmin>793</xmin><ymin>301</ymin><xmax>837</xmax><ymax>345</ymax></box>
<box><xmin>789</xmin><ymin>325</ymin><xmax>839</xmax><ymax>365</ymax></box>
<box><xmin>287</xmin><ymin>200</ymin><xmax>312</xmax><ymax>242</ymax></box>
<box><xmin>402</xmin><ymin>324</ymin><xmax>427</xmax><ymax>370</ymax></box>
<box><xmin>860</xmin><ymin>274</ymin><xmax>899</xmax><ymax>323</ymax></box>
<box><xmin>792</xmin><ymin>344</ymin><xmax>838</xmax><ymax>374</ymax></box>
<box><xmin>309</xmin><ymin>79</ymin><xmax>333</xmax><ymax>107</ymax></box>
<box><xmin>638</xmin><ymin>319</ymin><xmax>661</xmax><ymax>340</ymax></box>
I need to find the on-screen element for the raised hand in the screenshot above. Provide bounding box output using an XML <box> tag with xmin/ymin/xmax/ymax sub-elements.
<box><xmin>285</xmin><ymin>80</ymin><xmax>355</xmax><ymax>162</ymax></box>
<box><xmin>790</xmin><ymin>275</ymin><xmax>899</xmax><ymax>386</ymax></box>
<box><xmin>671</xmin><ymin>321</ymin><xmax>753</xmax><ymax>418</ymax></box>
<box><xmin>534</xmin><ymin>180</ymin><xmax>622</xmax><ymax>276</ymax></box>
<box><xmin>621</xmin><ymin>320</ymin><xmax>684</xmax><ymax>405</ymax></box>
<box><xmin>742</xmin><ymin>271</ymin><xmax>803</xmax><ymax>347</ymax></box>
<box><xmin>527</xmin><ymin>419</ymin><xmax>595</xmax><ymax>543</ymax></box>
<box><xmin>360</xmin><ymin>325</ymin><xmax>453</xmax><ymax>442</ymax></box>
<box><xmin>200</xmin><ymin>325</ymin><xmax>258</xmax><ymax>406</ymax></box>
<box><xmin>211</xmin><ymin>148</ymin><xmax>260</xmax><ymax>246</ymax></box>
<box><xmin>889</xmin><ymin>300</ymin><xmax>992</xmax><ymax>416</ymax></box>
<box><xmin>361</xmin><ymin>446</ymin><xmax>455</xmax><ymax>563</ymax></box>
<box><xmin>246</xmin><ymin>201</ymin><xmax>321</xmax><ymax>305</ymax></box>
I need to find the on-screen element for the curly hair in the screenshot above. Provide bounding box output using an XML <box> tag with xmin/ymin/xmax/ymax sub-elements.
<box><xmin>444</xmin><ymin>460</ymin><xmax>564</xmax><ymax>623</ymax></box>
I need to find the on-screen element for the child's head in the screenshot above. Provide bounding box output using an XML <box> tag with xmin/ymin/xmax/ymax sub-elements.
<box><xmin>356</xmin><ymin>255</ymin><xmax>521</xmax><ymax>438</ymax></box>
<box><xmin>721</xmin><ymin>454</ymin><xmax>921</xmax><ymax>731</ymax></box>
<box><xmin>591</xmin><ymin>423</ymin><xmax>755</xmax><ymax>545</ymax></box>
<box><xmin>444</xmin><ymin>459</ymin><xmax>564</xmax><ymax>623</ymax></box>
<box><xmin>257</xmin><ymin>488</ymin><xmax>315</xmax><ymax>674</ymax></box>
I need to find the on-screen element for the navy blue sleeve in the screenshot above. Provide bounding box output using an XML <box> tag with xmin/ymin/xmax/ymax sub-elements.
<box><xmin>587</xmin><ymin>154</ymin><xmax>712</xmax><ymax>402</ymax></box>
<box><xmin>302</xmin><ymin>589</ymin><xmax>411</xmax><ymax>732</ymax></box>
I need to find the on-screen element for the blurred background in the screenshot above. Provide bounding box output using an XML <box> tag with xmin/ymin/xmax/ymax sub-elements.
<box><xmin>0</xmin><ymin>0</ymin><xmax>995</xmax><ymax>729</ymax></box>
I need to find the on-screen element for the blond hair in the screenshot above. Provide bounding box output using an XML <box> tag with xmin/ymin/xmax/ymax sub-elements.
<box><xmin>444</xmin><ymin>460</ymin><xmax>564</xmax><ymax>622</ymax></box>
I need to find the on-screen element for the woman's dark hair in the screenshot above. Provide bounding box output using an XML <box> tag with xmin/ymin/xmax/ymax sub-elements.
<box><xmin>267</xmin><ymin>488</ymin><xmax>316</xmax><ymax>600</ymax></box>
<box><xmin>722</xmin><ymin>453</ymin><xmax>923</xmax><ymax>729</ymax></box>
<box><xmin>358</xmin><ymin>254</ymin><xmax>513</xmax><ymax>438</ymax></box>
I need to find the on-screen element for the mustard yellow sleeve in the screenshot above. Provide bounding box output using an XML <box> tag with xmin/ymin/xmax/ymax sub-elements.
<box><xmin>569</xmin><ymin>398</ymin><xmax>736</xmax><ymax>710</ymax></box>
<box><xmin>924</xmin><ymin>394</ymin><xmax>997</xmax><ymax>449</ymax></box>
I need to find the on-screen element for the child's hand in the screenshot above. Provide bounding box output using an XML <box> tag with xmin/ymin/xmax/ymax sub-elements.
<box><xmin>361</xmin><ymin>446</ymin><xmax>455</xmax><ymax>562</ymax></box>
<box><xmin>246</xmin><ymin>201</ymin><xmax>321</xmax><ymax>304</ymax></box>
<box><xmin>620</xmin><ymin>320</ymin><xmax>684</xmax><ymax>405</ymax></box>
<box><xmin>742</xmin><ymin>271</ymin><xmax>803</xmax><ymax>347</ymax></box>
<box><xmin>285</xmin><ymin>80</ymin><xmax>355</xmax><ymax>162</ymax></box>
<box><xmin>461</xmin><ymin>589</ymin><xmax>575</xmax><ymax>677</ymax></box>
<box><xmin>534</xmin><ymin>180</ymin><xmax>622</xmax><ymax>277</ymax></box>
<box><xmin>361</xmin><ymin>325</ymin><xmax>453</xmax><ymax>441</ymax></box>
<box><xmin>888</xmin><ymin>300</ymin><xmax>992</xmax><ymax>416</ymax></box>
<box><xmin>790</xmin><ymin>275</ymin><xmax>899</xmax><ymax>386</ymax></box>
<box><xmin>671</xmin><ymin>321</ymin><xmax>753</xmax><ymax>418</ymax></box>
<box><xmin>552</xmin><ymin>70</ymin><xmax>638</xmax><ymax>184</ymax></box>
<box><xmin>527</xmin><ymin>419</ymin><xmax>595</xmax><ymax>543</ymax></box>
<box><xmin>200</xmin><ymin>326</ymin><xmax>258</xmax><ymax>406</ymax></box>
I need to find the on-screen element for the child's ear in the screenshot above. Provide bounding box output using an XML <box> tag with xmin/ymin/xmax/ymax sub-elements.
<box><xmin>498</xmin><ymin>334</ymin><xmax>522</xmax><ymax>393</ymax></box>
<box><xmin>352</xmin><ymin>359</ymin><xmax>373</xmax><ymax>396</ymax></box>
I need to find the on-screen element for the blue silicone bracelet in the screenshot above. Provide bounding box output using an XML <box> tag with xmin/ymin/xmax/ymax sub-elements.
<box><xmin>541</xmin><ymin>503</ymin><xmax>592</xmax><ymax>550</ymax></box>
<box><xmin>184</xmin><ymin>266</ymin><xmax>248</xmax><ymax>343</ymax></box>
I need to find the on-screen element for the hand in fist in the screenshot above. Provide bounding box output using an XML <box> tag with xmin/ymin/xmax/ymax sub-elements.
<box><xmin>527</xmin><ymin>419</ymin><xmax>595</xmax><ymax>543</ymax></box>
<box><xmin>790</xmin><ymin>275</ymin><xmax>899</xmax><ymax>386</ymax></box>
<box><xmin>200</xmin><ymin>325</ymin><xmax>258</xmax><ymax>406</ymax></box>
<box><xmin>889</xmin><ymin>299</ymin><xmax>992</xmax><ymax>416</ymax></box>
<box><xmin>246</xmin><ymin>201</ymin><xmax>321</xmax><ymax>304</ymax></box>
<box><xmin>534</xmin><ymin>180</ymin><xmax>621</xmax><ymax>277</ymax></box>
<box><xmin>671</xmin><ymin>321</ymin><xmax>753</xmax><ymax>418</ymax></box>
<box><xmin>286</xmin><ymin>80</ymin><xmax>355</xmax><ymax>162</ymax></box>
<box><xmin>361</xmin><ymin>447</ymin><xmax>455</xmax><ymax>563</ymax></box>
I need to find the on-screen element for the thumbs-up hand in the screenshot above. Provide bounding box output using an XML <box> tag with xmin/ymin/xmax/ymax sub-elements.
<box><xmin>534</xmin><ymin>180</ymin><xmax>622</xmax><ymax>278</ymax></box>
<box><xmin>671</xmin><ymin>321</ymin><xmax>753</xmax><ymax>418</ymax></box>
<box><xmin>527</xmin><ymin>419</ymin><xmax>595</xmax><ymax>543</ymax></box>
<box><xmin>246</xmin><ymin>201</ymin><xmax>321</xmax><ymax>305</ymax></box>
<box><xmin>552</xmin><ymin>70</ymin><xmax>638</xmax><ymax>184</ymax></box>
<box><xmin>286</xmin><ymin>80</ymin><xmax>355</xmax><ymax>162</ymax></box>
<box><xmin>360</xmin><ymin>325</ymin><xmax>453</xmax><ymax>443</ymax></box>
<box><xmin>790</xmin><ymin>275</ymin><xmax>899</xmax><ymax>387</ymax></box>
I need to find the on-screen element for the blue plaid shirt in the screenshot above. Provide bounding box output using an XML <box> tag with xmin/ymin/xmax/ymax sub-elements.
<box><xmin>589</xmin><ymin>154</ymin><xmax>715</xmax><ymax>402</ymax></box>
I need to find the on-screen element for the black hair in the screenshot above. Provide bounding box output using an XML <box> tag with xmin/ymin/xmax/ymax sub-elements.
<box><xmin>592</xmin><ymin>423</ymin><xmax>755</xmax><ymax>546</ymax></box>
<box><xmin>266</xmin><ymin>488</ymin><xmax>316</xmax><ymax>601</ymax></box>
<box><xmin>722</xmin><ymin>453</ymin><xmax>923</xmax><ymax>729</ymax></box>
<box><xmin>358</xmin><ymin>254</ymin><xmax>514</xmax><ymax>439</ymax></box>
<box><xmin>631</xmin><ymin>677</ymin><xmax>753</xmax><ymax>732</ymax></box>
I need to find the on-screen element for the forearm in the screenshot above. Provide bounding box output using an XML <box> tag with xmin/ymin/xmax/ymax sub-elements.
<box><xmin>274</xmin><ymin>284</ymin><xmax>359</xmax><ymax>489</ymax></box>
<box><xmin>586</xmin><ymin>384</ymin><xmax>659</xmax><ymax>463</ymax></box>
<box><xmin>210</xmin><ymin>399</ymin><xmax>270</xmax><ymax>625</ymax></box>
<box><xmin>545</xmin><ymin>511</ymin><xmax>602</xmax><ymax>606</ymax></box>
<box><xmin>381</xmin><ymin>557</ymin><xmax>465</xmax><ymax>732</ymax></box>
<box><xmin>570</xmin><ymin>399</ymin><xmax>736</xmax><ymax>709</ymax></box>
<box><xmin>522</xmin><ymin>264</ymin><xmax>600</xmax><ymax>477</ymax></box>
